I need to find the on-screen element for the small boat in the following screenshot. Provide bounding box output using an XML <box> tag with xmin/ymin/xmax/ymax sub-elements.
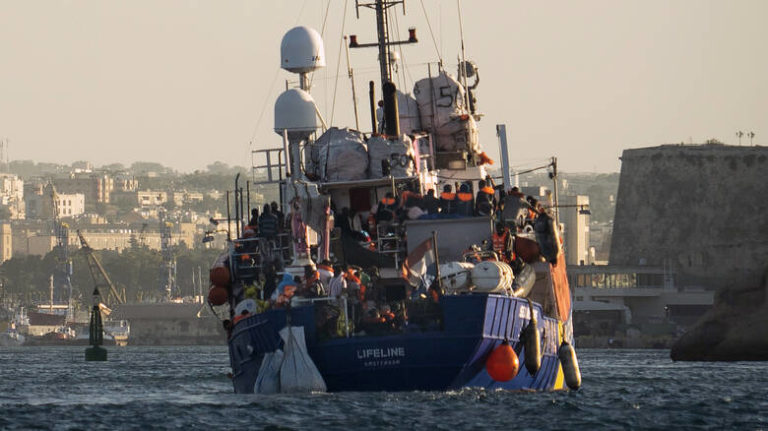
<box><xmin>211</xmin><ymin>0</ymin><xmax>580</xmax><ymax>393</ymax></box>
<box><xmin>0</xmin><ymin>321</ymin><xmax>25</xmax><ymax>347</ymax></box>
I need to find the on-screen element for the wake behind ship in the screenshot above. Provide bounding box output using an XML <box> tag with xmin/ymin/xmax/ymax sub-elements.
<box><xmin>207</xmin><ymin>0</ymin><xmax>581</xmax><ymax>393</ymax></box>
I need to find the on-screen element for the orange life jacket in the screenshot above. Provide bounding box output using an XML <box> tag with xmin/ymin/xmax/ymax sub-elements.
<box><xmin>305</xmin><ymin>272</ymin><xmax>319</xmax><ymax>288</ymax></box>
<box><xmin>481</xmin><ymin>186</ymin><xmax>495</xmax><ymax>195</ymax></box>
<box><xmin>440</xmin><ymin>192</ymin><xmax>456</xmax><ymax>200</ymax></box>
<box><xmin>492</xmin><ymin>231</ymin><xmax>508</xmax><ymax>253</ymax></box>
<box><xmin>380</xmin><ymin>198</ymin><xmax>396</xmax><ymax>205</ymax></box>
<box><xmin>457</xmin><ymin>192</ymin><xmax>473</xmax><ymax>202</ymax></box>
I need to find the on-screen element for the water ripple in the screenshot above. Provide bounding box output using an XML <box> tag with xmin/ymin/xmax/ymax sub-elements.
<box><xmin>1</xmin><ymin>347</ymin><xmax>767</xmax><ymax>430</ymax></box>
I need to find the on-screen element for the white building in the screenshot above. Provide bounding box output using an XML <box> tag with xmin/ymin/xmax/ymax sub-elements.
<box><xmin>0</xmin><ymin>173</ymin><xmax>25</xmax><ymax>219</ymax></box>
<box><xmin>560</xmin><ymin>194</ymin><xmax>590</xmax><ymax>266</ymax></box>
<box><xmin>54</xmin><ymin>193</ymin><xmax>85</xmax><ymax>218</ymax></box>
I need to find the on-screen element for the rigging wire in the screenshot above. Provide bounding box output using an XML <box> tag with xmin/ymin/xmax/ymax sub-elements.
<box><xmin>248</xmin><ymin>0</ymin><xmax>311</xmax><ymax>151</ymax></box>
<box><xmin>309</xmin><ymin>0</ymin><xmax>334</xmax><ymax>91</ymax></box>
<box><xmin>419</xmin><ymin>0</ymin><xmax>443</xmax><ymax>64</ymax></box>
<box><xmin>329</xmin><ymin>0</ymin><xmax>349</xmax><ymax>126</ymax></box>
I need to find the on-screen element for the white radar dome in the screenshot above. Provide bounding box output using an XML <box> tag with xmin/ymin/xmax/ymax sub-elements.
<box><xmin>274</xmin><ymin>88</ymin><xmax>319</xmax><ymax>136</ymax></box>
<box><xmin>280</xmin><ymin>26</ymin><xmax>326</xmax><ymax>73</ymax></box>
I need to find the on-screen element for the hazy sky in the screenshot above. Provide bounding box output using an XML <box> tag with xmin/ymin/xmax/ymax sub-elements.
<box><xmin>1</xmin><ymin>1</ymin><xmax>766</xmax><ymax>173</ymax></box>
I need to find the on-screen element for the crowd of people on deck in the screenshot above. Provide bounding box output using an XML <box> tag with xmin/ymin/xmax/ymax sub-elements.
<box><xmin>223</xmin><ymin>177</ymin><xmax>556</xmax><ymax>339</ymax></box>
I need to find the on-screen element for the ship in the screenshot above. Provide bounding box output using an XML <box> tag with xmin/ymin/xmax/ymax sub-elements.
<box><xmin>210</xmin><ymin>0</ymin><xmax>580</xmax><ymax>393</ymax></box>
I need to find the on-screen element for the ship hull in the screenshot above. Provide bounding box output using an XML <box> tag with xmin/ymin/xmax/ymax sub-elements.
<box><xmin>229</xmin><ymin>294</ymin><xmax>567</xmax><ymax>393</ymax></box>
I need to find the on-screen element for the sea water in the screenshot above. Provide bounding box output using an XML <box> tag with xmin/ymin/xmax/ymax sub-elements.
<box><xmin>1</xmin><ymin>346</ymin><xmax>766</xmax><ymax>430</ymax></box>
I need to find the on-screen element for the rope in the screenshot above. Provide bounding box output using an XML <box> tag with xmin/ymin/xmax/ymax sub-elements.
<box><xmin>419</xmin><ymin>0</ymin><xmax>443</xmax><ymax>64</ymax></box>
<box><xmin>330</xmin><ymin>0</ymin><xmax>349</xmax><ymax>126</ymax></box>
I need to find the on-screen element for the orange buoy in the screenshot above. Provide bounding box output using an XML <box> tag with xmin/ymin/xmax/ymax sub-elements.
<box><xmin>208</xmin><ymin>285</ymin><xmax>228</xmax><ymax>306</ymax></box>
<box><xmin>210</xmin><ymin>266</ymin><xmax>231</xmax><ymax>286</ymax></box>
<box><xmin>486</xmin><ymin>340</ymin><xmax>520</xmax><ymax>382</ymax></box>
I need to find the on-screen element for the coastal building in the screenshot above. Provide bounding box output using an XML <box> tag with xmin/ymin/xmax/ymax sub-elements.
<box><xmin>10</xmin><ymin>223</ymin><xmax>198</xmax><ymax>256</ymax></box>
<box><xmin>54</xmin><ymin>193</ymin><xmax>85</xmax><ymax>218</ymax></box>
<box><xmin>560</xmin><ymin>194</ymin><xmax>591</xmax><ymax>265</ymax></box>
<box><xmin>53</xmin><ymin>173</ymin><xmax>114</xmax><ymax>205</ymax></box>
<box><xmin>0</xmin><ymin>223</ymin><xmax>11</xmax><ymax>262</ymax></box>
<box><xmin>171</xmin><ymin>191</ymin><xmax>204</xmax><ymax>207</ymax></box>
<box><xmin>0</xmin><ymin>173</ymin><xmax>25</xmax><ymax>220</ymax></box>
<box><xmin>137</xmin><ymin>190</ymin><xmax>168</xmax><ymax>208</ymax></box>
<box><xmin>611</xmin><ymin>142</ymin><xmax>768</xmax><ymax>290</ymax></box>
<box><xmin>24</xmin><ymin>183</ymin><xmax>85</xmax><ymax>220</ymax></box>
<box><xmin>569</xmin><ymin>265</ymin><xmax>713</xmax><ymax>336</ymax></box>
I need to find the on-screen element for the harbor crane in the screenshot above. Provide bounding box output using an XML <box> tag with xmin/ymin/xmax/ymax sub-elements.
<box><xmin>49</xmin><ymin>184</ymin><xmax>74</xmax><ymax>320</ymax></box>
<box><xmin>76</xmin><ymin>230</ymin><xmax>126</xmax><ymax>306</ymax></box>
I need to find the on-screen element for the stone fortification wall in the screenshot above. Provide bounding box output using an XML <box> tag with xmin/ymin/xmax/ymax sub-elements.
<box><xmin>610</xmin><ymin>144</ymin><xmax>768</xmax><ymax>289</ymax></box>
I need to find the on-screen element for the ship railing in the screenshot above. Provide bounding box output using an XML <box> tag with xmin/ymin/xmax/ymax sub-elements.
<box><xmin>291</xmin><ymin>296</ymin><xmax>352</xmax><ymax>338</ymax></box>
<box><xmin>376</xmin><ymin>223</ymin><xmax>405</xmax><ymax>268</ymax></box>
<box><xmin>229</xmin><ymin>234</ymin><xmax>293</xmax><ymax>281</ymax></box>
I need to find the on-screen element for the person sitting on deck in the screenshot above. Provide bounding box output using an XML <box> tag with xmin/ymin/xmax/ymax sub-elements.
<box><xmin>422</xmin><ymin>189</ymin><xmax>440</xmax><ymax>214</ymax></box>
<box><xmin>491</xmin><ymin>223</ymin><xmax>513</xmax><ymax>263</ymax></box>
<box><xmin>375</xmin><ymin>192</ymin><xmax>398</xmax><ymax>224</ymax></box>
<box><xmin>439</xmin><ymin>184</ymin><xmax>456</xmax><ymax>214</ymax></box>
<box><xmin>271</xmin><ymin>273</ymin><xmax>298</xmax><ymax>306</ymax></box>
<box><xmin>475</xmin><ymin>179</ymin><xmax>496</xmax><ymax>216</ymax></box>
<box><xmin>300</xmin><ymin>264</ymin><xmax>325</xmax><ymax>298</ymax></box>
<box><xmin>455</xmin><ymin>183</ymin><xmax>474</xmax><ymax>216</ymax></box>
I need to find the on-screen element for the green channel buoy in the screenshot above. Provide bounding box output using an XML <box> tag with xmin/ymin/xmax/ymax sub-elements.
<box><xmin>85</xmin><ymin>288</ymin><xmax>107</xmax><ymax>361</ymax></box>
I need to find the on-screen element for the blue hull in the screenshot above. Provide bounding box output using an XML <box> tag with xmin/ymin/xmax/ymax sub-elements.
<box><xmin>229</xmin><ymin>294</ymin><xmax>567</xmax><ymax>393</ymax></box>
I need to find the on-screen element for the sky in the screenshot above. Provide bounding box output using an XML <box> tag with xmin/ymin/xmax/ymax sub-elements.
<box><xmin>0</xmin><ymin>0</ymin><xmax>766</xmax><ymax>173</ymax></box>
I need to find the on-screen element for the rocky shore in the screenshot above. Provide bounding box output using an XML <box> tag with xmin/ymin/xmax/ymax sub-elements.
<box><xmin>670</xmin><ymin>270</ymin><xmax>768</xmax><ymax>361</ymax></box>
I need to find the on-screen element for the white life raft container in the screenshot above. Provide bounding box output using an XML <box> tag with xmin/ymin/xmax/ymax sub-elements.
<box><xmin>471</xmin><ymin>261</ymin><xmax>515</xmax><ymax>293</ymax></box>
<box><xmin>438</xmin><ymin>262</ymin><xmax>475</xmax><ymax>293</ymax></box>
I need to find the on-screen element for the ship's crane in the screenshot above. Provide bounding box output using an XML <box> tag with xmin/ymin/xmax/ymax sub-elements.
<box><xmin>76</xmin><ymin>230</ymin><xmax>126</xmax><ymax>306</ymax></box>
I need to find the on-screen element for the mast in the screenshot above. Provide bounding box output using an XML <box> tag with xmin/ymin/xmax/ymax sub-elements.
<box><xmin>350</xmin><ymin>0</ymin><xmax>417</xmax><ymax>137</ymax></box>
<box><xmin>456</xmin><ymin>0</ymin><xmax>470</xmax><ymax>110</ymax></box>
<box><xmin>374</xmin><ymin>0</ymin><xmax>392</xmax><ymax>92</ymax></box>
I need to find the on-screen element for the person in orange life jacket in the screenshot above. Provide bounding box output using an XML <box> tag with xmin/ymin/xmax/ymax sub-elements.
<box><xmin>439</xmin><ymin>184</ymin><xmax>456</xmax><ymax>214</ymax></box>
<box><xmin>492</xmin><ymin>223</ymin><xmax>513</xmax><ymax>263</ymax></box>
<box><xmin>317</xmin><ymin>259</ymin><xmax>334</xmax><ymax>287</ymax></box>
<box><xmin>301</xmin><ymin>264</ymin><xmax>325</xmax><ymax>298</ymax></box>
<box><xmin>375</xmin><ymin>192</ymin><xmax>398</xmax><ymax>223</ymax></box>
<box><xmin>475</xmin><ymin>179</ymin><xmax>496</xmax><ymax>216</ymax></box>
<box><xmin>399</xmin><ymin>189</ymin><xmax>422</xmax><ymax>209</ymax></box>
<box><xmin>455</xmin><ymin>183</ymin><xmax>474</xmax><ymax>216</ymax></box>
<box><xmin>525</xmin><ymin>196</ymin><xmax>540</xmax><ymax>223</ymax></box>
<box><xmin>345</xmin><ymin>267</ymin><xmax>365</xmax><ymax>326</ymax></box>
<box><xmin>245</xmin><ymin>208</ymin><xmax>259</xmax><ymax>234</ymax></box>
<box><xmin>271</xmin><ymin>273</ymin><xmax>295</xmax><ymax>301</ymax></box>
<box><xmin>380</xmin><ymin>304</ymin><xmax>396</xmax><ymax>330</ymax></box>
<box><xmin>422</xmin><ymin>189</ymin><xmax>440</xmax><ymax>214</ymax></box>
